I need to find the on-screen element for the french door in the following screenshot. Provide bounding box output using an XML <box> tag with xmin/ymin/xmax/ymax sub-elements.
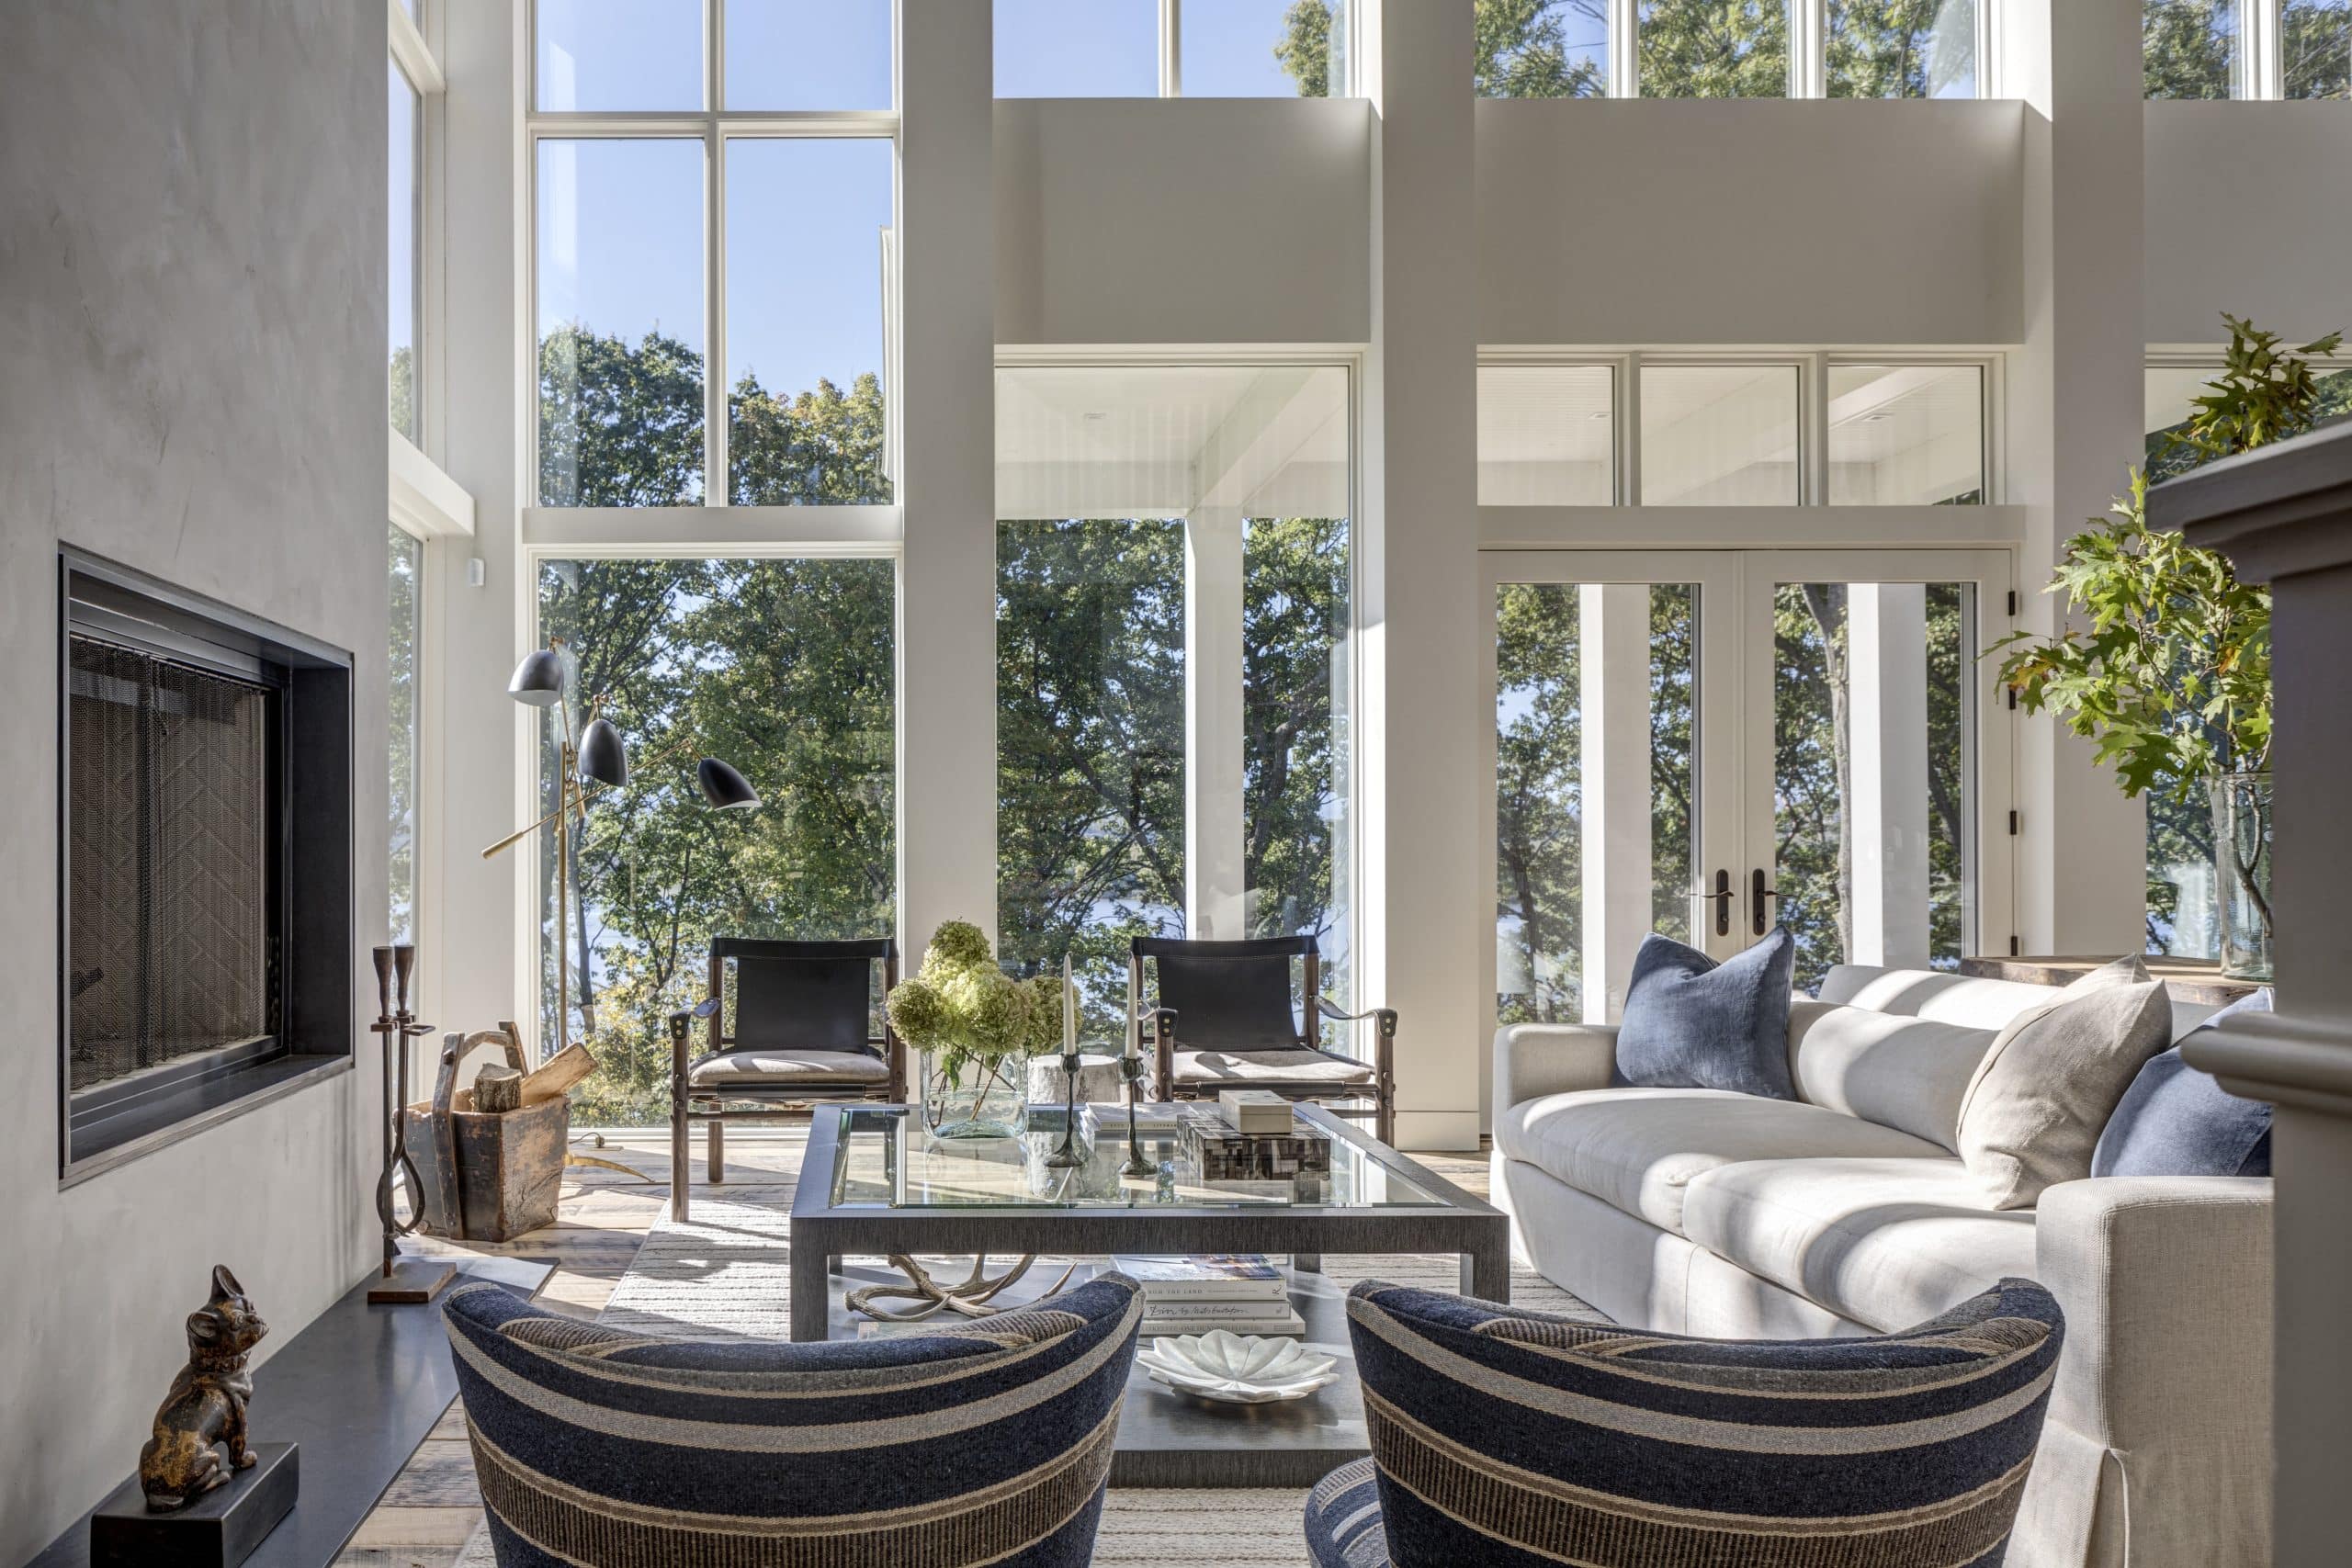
<box><xmin>1484</xmin><ymin>549</ymin><xmax>2014</xmax><ymax>1032</ymax></box>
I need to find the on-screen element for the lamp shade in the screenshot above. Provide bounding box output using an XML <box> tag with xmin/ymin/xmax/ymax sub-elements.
<box><xmin>577</xmin><ymin>717</ymin><xmax>628</xmax><ymax>788</ymax></box>
<box><xmin>696</xmin><ymin>758</ymin><xmax>760</xmax><ymax>810</ymax></box>
<box><xmin>507</xmin><ymin>648</ymin><xmax>566</xmax><ymax>706</ymax></box>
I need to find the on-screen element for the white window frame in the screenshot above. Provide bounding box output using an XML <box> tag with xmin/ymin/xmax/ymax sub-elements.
<box><xmin>1476</xmin><ymin>346</ymin><xmax>2008</xmax><ymax>547</ymax></box>
<box><xmin>2143</xmin><ymin>1</ymin><xmax>2344</xmax><ymax>99</ymax></box>
<box><xmin>525</xmin><ymin>0</ymin><xmax>903</xmax><ymax>515</ymax></box>
<box><xmin>387</xmin><ymin>0</ymin><xmax>465</xmax><ymax>1050</ymax></box>
<box><xmin>1600</xmin><ymin>0</ymin><xmax>1994</xmax><ymax>99</ymax></box>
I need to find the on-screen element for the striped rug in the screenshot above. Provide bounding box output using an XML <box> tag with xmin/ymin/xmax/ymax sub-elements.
<box><xmin>458</xmin><ymin>1193</ymin><xmax>1602</xmax><ymax>1566</ymax></box>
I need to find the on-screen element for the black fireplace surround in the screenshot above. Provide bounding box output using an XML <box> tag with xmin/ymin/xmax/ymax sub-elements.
<box><xmin>59</xmin><ymin>551</ymin><xmax>353</xmax><ymax>1180</ymax></box>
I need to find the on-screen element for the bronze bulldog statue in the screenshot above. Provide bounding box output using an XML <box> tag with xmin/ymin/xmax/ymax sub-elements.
<box><xmin>139</xmin><ymin>1265</ymin><xmax>268</xmax><ymax>1511</ymax></box>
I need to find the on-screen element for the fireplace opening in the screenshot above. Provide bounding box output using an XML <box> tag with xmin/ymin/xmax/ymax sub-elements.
<box><xmin>60</xmin><ymin>554</ymin><xmax>353</xmax><ymax>1177</ymax></box>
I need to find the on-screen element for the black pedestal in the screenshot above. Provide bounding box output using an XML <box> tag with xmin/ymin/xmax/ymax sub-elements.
<box><xmin>90</xmin><ymin>1443</ymin><xmax>299</xmax><ymax>1568</ymax></box>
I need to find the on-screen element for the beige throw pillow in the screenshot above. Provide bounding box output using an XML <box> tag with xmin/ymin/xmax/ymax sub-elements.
<box><xmin>1955</xmin><ymin>956</ymin><xmax>2173</xmax><ymax>1209</ymax></box>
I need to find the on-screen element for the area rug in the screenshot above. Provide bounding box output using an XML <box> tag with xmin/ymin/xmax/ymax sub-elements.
<box><xmin>458</xmin><ymin>1195</ymin><xmax>1604</xmax><ymax>1566</ymax></box>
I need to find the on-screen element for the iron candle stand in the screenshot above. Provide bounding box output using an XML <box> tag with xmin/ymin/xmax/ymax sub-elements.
<box><xmin>1044</xmin><ymin>1048</ymin><xmax>1088</xmax><ymax>1168</ymax></box>
<box><xmin>1119</xmin><ymin>1054</ymin><xmax>1155</xmax><ymax>1177</ymax></box>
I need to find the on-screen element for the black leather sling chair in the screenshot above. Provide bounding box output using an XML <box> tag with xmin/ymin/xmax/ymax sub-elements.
<box><xmin>1129</xmin><ymin>934</ymin><xmax>1397</xmax><ymax>1145</ymax></box>
<box><xmin>668</xmin><ymin>936</ymin><xmax>900</xmax><ymax>1219</ymax></box>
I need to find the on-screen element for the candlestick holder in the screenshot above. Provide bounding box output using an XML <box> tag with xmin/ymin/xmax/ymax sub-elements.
<box><xmin>1118</xmin><ymin>1054</ymin><xmax>1156</xmax><ymax>1177</ymax></box>
<box><xmin>1044</xmin><ymin>1048</ymin><xmax>1088</xmax><ymax>1168</ymax></box>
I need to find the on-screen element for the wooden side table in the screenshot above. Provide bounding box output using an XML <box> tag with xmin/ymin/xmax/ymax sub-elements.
<box><xmin>1958</xmin><ymin>954</ymin><xmax>2260</xmax><ymax>1008</ymax></box>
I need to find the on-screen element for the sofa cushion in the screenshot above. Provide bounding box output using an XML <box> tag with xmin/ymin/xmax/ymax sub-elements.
<box><xmin>1956</xmin><ymin>956</ymin><xmax>2173</xmax><ymax>1209</ymax></box>
<box><xmin>1818</xmin><ymin>964</ymin><xmax>2070</xmax><ymax>1031</ymax></box>
<box><xmin>2093</xmin><ymin>988</ymin><xmax>2274</xmax><ymax>1179</ymax></box>
<box><xmin>1786</xmin><ymin>999</ymin><xmax>1996</xmax><ymax>1153</ymax></box>
<box><xmin>1494</xmin><ymin>1087</ymin><xmax>1952</xmax><ymax>1235</ymax></box>
<box><xmin>1614</xmin><ymin>928</ymin><xmax>1798</xmax><ymax>1100</ymax></box>
<box><xmin>1679</xmin><ymin>1156</ymin><xmax>2041</xmax><ymax>1333</ymax></box>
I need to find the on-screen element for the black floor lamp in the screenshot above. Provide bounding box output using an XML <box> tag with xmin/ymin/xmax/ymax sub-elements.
<box><xmin>481</xmin><ymin>639</ymin><xmax>760</xmax><ymax>1058</ymax></box>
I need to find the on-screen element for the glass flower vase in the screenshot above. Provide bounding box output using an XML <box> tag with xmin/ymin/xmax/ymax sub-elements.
<box><xmin>922</xmin><ymin>1050</ymin><xmax>1031</xmax><ymax>1140</ymax></box>
<box><xmin>2211</xmin><ymin>771</ymin><xmax>2274</xmax><ymax>984</ymax></box>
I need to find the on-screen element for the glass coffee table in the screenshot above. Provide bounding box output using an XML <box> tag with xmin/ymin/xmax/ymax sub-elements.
<box><xmin>791</xmin><ymin>1102</ymin><xmax>1507</xmax><ymax>1341</ymax></box>
<box><xmin>791</xmin><ymin>1102</ymin><xmax>1510</xmax><ymax>1485</ymax></box>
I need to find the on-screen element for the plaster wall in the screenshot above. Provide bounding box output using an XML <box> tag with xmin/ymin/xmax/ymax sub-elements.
<box><xmin>0</xmin><ymin>1</ymin><xmax>385</xmax><ymax>1558</ymax></box>
<box><xmin>2143</xmin><ymin>101</ymin><xmax>2352</xmax><ymax>346</ymax></box>
<box><xmin>994</xmin><ymin>96</ymin><xmax>1373</xmax><ymax>346</ymax></box>
<box><xmin>1476</xmin><ymin>99</ymin><xmax>2027</xmax><ymax>347</ymax></box>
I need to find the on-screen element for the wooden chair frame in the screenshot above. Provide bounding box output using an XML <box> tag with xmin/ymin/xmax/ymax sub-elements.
<box><xmin>1129</xmin><ymin>937</ymin><xmax>1398</xmax><ymax>1146</ymax></box>
<box><xmin>669</xmin><ymin>937</ymin><xmax>901</xmax><ymax>1220</ymax></box>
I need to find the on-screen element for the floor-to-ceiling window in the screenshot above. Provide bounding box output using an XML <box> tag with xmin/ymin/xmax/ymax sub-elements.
<box><xmin>525</xmin><ymin>1</ymin><xmax>900</xmax><ymax>1100</ymax></box>
<box><xmin>995</xmin><ymin>364</ymin><xmax>1355</xmax><ymax>1040</ymax></box>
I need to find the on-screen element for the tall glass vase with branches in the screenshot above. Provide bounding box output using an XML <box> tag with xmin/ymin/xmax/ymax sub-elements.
<box><xmin>1993</xmin><ymin>315</ymin><xmax>2343</xmax><ymax>979</ymax></box>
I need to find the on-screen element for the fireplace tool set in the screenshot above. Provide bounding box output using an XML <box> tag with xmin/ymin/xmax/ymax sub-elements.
<box><xmin>368</xmin><ymin>944</ymin><xmax>457</xmax><ymax>1303</ymax></box>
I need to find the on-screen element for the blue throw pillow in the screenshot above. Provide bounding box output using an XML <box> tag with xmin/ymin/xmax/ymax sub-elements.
<box><xmin>1614</xmin><ymin>928</ymin><xmax>1797</xmax><ymax>1100</ymax></box>
<box><xmin>2092</xmin><ymin>988</ymin><xmax>2273</xmax><ymax>1179</ymax></box>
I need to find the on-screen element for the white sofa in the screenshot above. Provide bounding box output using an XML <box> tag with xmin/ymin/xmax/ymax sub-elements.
<box><xmin>1490</xmin><ymin>964</ymin><xmax>2274</xmax><ymax>1568</ymax></box>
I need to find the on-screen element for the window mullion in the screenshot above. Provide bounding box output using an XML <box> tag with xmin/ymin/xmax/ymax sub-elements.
<box><xmin>1611</xmin><ymin>0</ymin><xmax>1640</xmax><ymax>98</ymax></box>
<box><xmin>2254</xmin><ymin>0</ymin><xmax>2285</xmax><ymax>99</ymax></box>
<box><xmin>707</xmin><ymin>128</ymin><xmax>727</xmax><ymax>507</ymax></box>
<box><xmin>1160</xmin><ymin>0</ymin><xmax>1182</xmax><ymax>97</ymax></box>
<box><xmin>1796</xmin><ymin>0</ymin><xmax>1828</xmax><ymax>98</ymax></box>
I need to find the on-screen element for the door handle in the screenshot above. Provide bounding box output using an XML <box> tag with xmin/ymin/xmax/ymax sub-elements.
<box><xmin>1751</xmin><ymin>868</ymin><xmax>1781</xmax><ymax>936</ymax></box>
<box><xmin>1704</xmin><ymin>869</ymin><xmax>1735</xmax><ymax>937</ymax></box>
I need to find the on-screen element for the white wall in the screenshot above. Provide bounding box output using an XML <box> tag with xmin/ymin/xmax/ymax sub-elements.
<box><xmin>0</xmin><ymin>2</ymin><xmax>384</xmax><ymax>1558</ymax></box>
<box><xmin>1476</xmin><ymin>100</ymin><xmax>2026</xmax><ymax>346</ymax></box>
<box><xmin>995</xmin><ymin>96</ymin><xmax>1372</xmax><ymax>345</ymax></box>
<box><xmin>2144</xmin><ymin>102</ymin><xmax>2352</xmax><ymax>345</ymax></box>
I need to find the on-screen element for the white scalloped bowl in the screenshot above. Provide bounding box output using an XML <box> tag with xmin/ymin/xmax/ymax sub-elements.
<box><xmin>1137</xmin><ymin>1331</ymin><xmax>1340</xmax><ymax>1404</ymax></box>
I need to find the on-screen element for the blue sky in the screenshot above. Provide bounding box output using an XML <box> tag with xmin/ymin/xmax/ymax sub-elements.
<box><xmin>533</xmin><ymin>1</ymin><xmax>1312</xmax><ymax>400</ymax></box>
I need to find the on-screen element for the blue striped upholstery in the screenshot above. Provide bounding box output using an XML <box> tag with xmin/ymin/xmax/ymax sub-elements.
<box><xmin>443</xmin><ymin>1273</ymin><xmax>1143</xmax><ymax>1566</ymax></box>
<box><xmin>1317</xmin><ymin>1277</ymin><xmax>2063</xmax><ymax>1568</ymax></box>
<box><xmin>1305</xmin><ymin>1457</ymin><xmax>1393</xmax><ymax>1567</ymax></box>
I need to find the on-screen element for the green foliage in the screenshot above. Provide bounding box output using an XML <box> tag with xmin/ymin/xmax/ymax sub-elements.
<box><xmin>1826</xmin><ymin>1</ymin><xmax>1972</xmax><ymax>98</ymax></box>
<box><xmin>730</xmin><ymin>371</ymin><xmax>891</xmax><ymax>505</ymax></box>
<box><xmin>2284</xmin><ymin>1</ymin><xmax>2352</xmax><ymax>99</ymax></box>
<box><xmin>536</xmin><ymin>550</ymin><xmax>897</xmax><ymax>1125</ymax></box>
<box><xmin>389</xmin><ymin>344</ymin><xmax>415</xmax><ymax>443</ymax></box>
<box><xmin>1274</xmin><ymin>1</ymin><xmax>1333</xmax><ymax>96</ymax></box>
<box><xmin>539</xmin><ymin>324</ymin><xmax>707</xmax><ymax>506</ymax></box>
<box><xmin>887</xmin><ymin>920</ymin><xmax>1058</xmax><ymax>1083</ymax></box>
<box><xmin>1636</xmin><ymin>2</ymin><xmax>1789</xmax><ymax>97</ymax></box>
<box><xmin>1995</xmin><ymin>317</ymin><xmax>2340</xmax><ymax>810</ymax></box>
<box><xmin>2144</xmin><ymin>0</ymin><xmax>2240</xmax><ymax>99</ymax></box>
<box><xmin>1478</xmin><ymin>0</ymin><xmax>1609</xmax><ymax>97</ymax></box>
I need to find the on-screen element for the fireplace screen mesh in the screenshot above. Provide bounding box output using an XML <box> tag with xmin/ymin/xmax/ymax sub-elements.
<box><xmin>68</xmin><ymin>635</ymin><xmax>273</xmax><ymax>1092</ymax></box>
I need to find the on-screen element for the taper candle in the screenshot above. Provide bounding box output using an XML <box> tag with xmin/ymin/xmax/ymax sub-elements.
<box><xmin>1063</xmin><ymin>953</ymin><xmax>1077</xmax><ymax>1053</ymax></box>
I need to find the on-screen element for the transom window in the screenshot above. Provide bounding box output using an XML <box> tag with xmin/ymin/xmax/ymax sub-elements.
<box><xmin>529</xmin><ymin>1</ymin><xmax>898</xmax><ymax>509</ymax></box>
<box><xmin>1478</xmin><ymin>354</ymin><xmax>1991</xmax><ymax>507</ymax></box>
<box><xmin>2145</xmin><ymin>1</ymin><xmax>2351</xmax><ymax>98</ymax></box>
<box><xmin>995</xmin><ymin>0</ymin><xmax>1355</xmax><ymax>97</ymax></box>
<box><xmin>1476</xmin><ymin>1</ymin><xmax>1983</xmax><ymax>99</ymax></box>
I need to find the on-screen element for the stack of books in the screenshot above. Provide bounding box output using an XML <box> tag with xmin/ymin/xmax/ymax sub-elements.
<box><xmin>1116</xmin><ymin>1254</ymin><xmax>1304</xmax><ymax>1338</ymax></box>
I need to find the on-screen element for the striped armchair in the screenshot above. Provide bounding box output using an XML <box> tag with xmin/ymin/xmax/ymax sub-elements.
<box><xmin>443</xmin><ymin>1274</ymin><xmax>1143</xmax><ymax>1566</ymax></box>
<box><xmin>1307</xmin><ymin>1276</ymin><xmax>2064</xmax><ymax>1568</ymax></box>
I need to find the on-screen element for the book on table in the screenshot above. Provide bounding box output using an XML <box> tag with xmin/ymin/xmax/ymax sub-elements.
<box><xmin>1140</xmin><ymin>1303</ymin><xmax>1306</xmax><ymax>1338</ymax></box>
<box><xmin>1112</xmin><ymin>1254</ymin><xmax>1289</xmax><ymax>1301</ymax></box>
<box><xmin>1216</xmin><ymin>1089</ymin><xmax>1295</xmax><ymax>1134</ymax></box>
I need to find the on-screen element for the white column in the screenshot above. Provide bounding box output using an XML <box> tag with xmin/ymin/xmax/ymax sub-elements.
<box><xmin>898</xmin><ymin>0</ymin><xmax>998</xmax><ymax>955</ymax></box>
<box><xmin>1363</xmin><ymin>0</ymin><xmax>1481</xmax><ymax>1148</ymax></box>
<box><xmin>1185</xmin><ymin>507</ymin><xmax>1247</xmax><ymax>940</ymax></box>
<box><xmin>1848</xmin><ymin>584</ymin><xmax>1930</xmax><ymax>969</ymax></box>
<box><xmin>433</xmin><ymin>0</ymin><xmax>527</xmax><ymax>1039</ymax></box>
<box><xmin>2004</xmin><ymin>0</ymin><xmax>2148</xmax><ymax>955</ymax></box>
<box><xmin>1579</xmin><ymin>585</ymin><xmax>1653</xmax><ymax>1022</ymax></box>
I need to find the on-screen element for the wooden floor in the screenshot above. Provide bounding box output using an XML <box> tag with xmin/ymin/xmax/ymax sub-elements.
<box><xmin>341</xmin><ymin>1128</ymin><xmax>1491</xmax><ymax>1567</ymax></box>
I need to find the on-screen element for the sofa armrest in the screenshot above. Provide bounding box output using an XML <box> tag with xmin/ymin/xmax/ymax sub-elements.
<box><xmin>1493</xmin><ymin>1022</ymin><xmax>1618</xmax><ymax>1112</ymax></box>
<box><xmin>2012</xmin><ymin>1176</ymin><xmax>2272</xmax><ymax>1567</ymax></box>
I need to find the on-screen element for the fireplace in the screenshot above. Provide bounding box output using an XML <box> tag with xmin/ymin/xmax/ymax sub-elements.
<box><xmin>60</xmin><ymin>553</ymin><xmax>353</xmax><ymax>1178</ymax></box>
